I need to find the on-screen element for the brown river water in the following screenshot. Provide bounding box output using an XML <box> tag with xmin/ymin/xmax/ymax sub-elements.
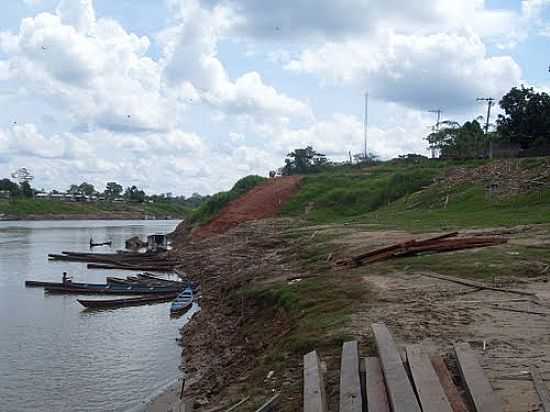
<box><xmin>0</xmin><ymin>220</ymin><xmax>197</xmax><ymax>412</ymax></box>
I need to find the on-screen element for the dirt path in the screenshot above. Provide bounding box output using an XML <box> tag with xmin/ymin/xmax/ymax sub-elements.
<box><xmin>192</xmin><ymin>176</ymin><xmax>302</xmax><ymax>238</ymax></box>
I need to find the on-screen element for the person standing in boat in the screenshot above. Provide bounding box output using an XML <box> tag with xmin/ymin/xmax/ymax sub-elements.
<box><xmin>62</xmin><ymin>272</ymin><xmax>72</xmax><ymax>286</ymax></box>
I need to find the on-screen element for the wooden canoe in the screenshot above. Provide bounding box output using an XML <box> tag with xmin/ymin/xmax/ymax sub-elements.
<box><xmin>78</xmin><ymin>293</ymin><xmax>177</xmax><ymax>309</ymax></box>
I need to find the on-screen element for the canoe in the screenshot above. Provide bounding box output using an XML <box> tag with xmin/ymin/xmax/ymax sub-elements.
<box><xmin>45</xmin><ymin>285</ymin><xmax>184</xmax><ymax>295</ymax></box>
<box><xmin>106</xmin><ymin>277</ymin><xmax>140</xmax><ymax>285</ymax></box>
<box><xmin>78</xmin><ymin>293</ymin><xmax>177</xmax><ymax>309</ymax></box>
<box><xmin>26</xmin><ymin>280</ymin><xmax>110</xmax><ymax>288</ymax></box>
<box><xmin>170</xmin><ymin>287</ymin><xmax>193</xmax><ymax>313</ymax></box>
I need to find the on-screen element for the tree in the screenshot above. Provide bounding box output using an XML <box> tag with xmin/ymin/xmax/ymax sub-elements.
<box><xmin>68</xmin><ymin>184</ymin><xmax>80</xmax><ymax>194</ymax></box>
<box><xmin>78</xmin><ymin>182</ymin><xmax>95</xmax><ymax>196</ymax></box>
<box><xmin>427</xmin><ymin>119</ymin><xmax>489</xmax><ymax>160</ymax></box>
<box><xmin>20</xmin><ymin>181</ymin><xmax>33</xmax><ymax>198</ymax></box>
<box><xmin>104</xmin><ymin>182</ymin><xmax>123</xmax><ymax>199</ymax></box>
<box><xmin>124</xmin><ymin>185</ymin><xmax>146</xmax><ymax>202</ymax></box>
<box><xmin>0</xmin><ymin>178</ymin><xmax>20</xmax><ymax>197</ymax></box>
<box><xmin>497</xmin><ymin>85</ymin><xmax>550</xmax><ymax>149</ymax></box>
<box><xmin>282</xmin><ymin>146</ymin><xmax>328</xmax><ymax>175</ymax></box>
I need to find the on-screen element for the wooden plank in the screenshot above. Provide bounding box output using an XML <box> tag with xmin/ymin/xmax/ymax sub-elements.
<box><xmin>371</xmin><ymin>323</ymin><xmax>421</xmax><ymax>412</ymax></box>
<box><xmin>406</xmin><ymin>345</ymin><xmax>453</xmax><ymax>412</ymax></box>
<box><xmin>430</xmin><ymin>355</ymin><xmax>469</xmax><ymax>412</ymax></box>
<box><xmin>364</xmin><ymin>357</ymin><xmax>390</xmax><ymax>412</ymax></box>
<box><xmin>304</xmin><ymin>351</ymin><xmax>328</xmax><ymax>412</ymax></box>
<box><xmin>531</xmin><ymin>365</ymin><xmax>550</xmax><ymax>412</ymax></box>
<box><xmin>339</xmin><ymin>341</ymin><xmax>363</xmax><ymax>412</ymax></box>
<box><xmin>454</xmin><ymin>342</ymin><xmax>503</xmax><ymax>412</ymax></box>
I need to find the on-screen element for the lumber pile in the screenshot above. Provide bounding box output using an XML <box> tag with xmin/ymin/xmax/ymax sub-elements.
<box><xmin>48</xmin><ymin>250</ymin><xmax>177</xmax><ymax>272</ymax></box>
<box><xmin>336</xmin><ymin>232</ymin><xmax>507</xmax><ymax>268</ymax></box>
<box><xmin>303</xmin><ymin>323</ymin><xmax>503</xmax><ymax>412</ymax></box>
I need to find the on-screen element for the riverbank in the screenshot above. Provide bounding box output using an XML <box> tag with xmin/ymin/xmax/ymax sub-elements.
<box><xmin>166</xmin><ymin>219</ymin><xmax>550</xmax><ymax>411</ymax></box>
<box><xmin>0</xmin><ymin>198</ymin><xmax>190</xmax><ymax>220</ymax></box>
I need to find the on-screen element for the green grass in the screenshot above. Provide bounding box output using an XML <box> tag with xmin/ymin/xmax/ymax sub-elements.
<box><xmin>280</xmin><ymin>158</ymin><xmax>550</xmax><ymax>231</ymax></box>
<box><xmin>0</xmin><ymin>198</ymin><xmax>191</xmax><ymax>218</ymax></box>
<box><xmin>282</xmin><ymin>163</ymin><xmax>447</xmax><ymax>223</ymax></box>
<box><xmin>356</xmin><ymin>184</ymin><xmax>550</xmax><ymax>231</ymax></box>
<box><xmin>381</xmin><ymin>244</ymin><xmax>550</xmax><ymax>280</ymax></box>
<box><xmin>188</xmin><ymin>175</ymin><xmax>266</xmax><ymax>225</ymax></box>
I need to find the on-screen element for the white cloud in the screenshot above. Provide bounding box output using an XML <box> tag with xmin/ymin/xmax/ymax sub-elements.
<box><xmin>286</xmin><ymin>29</ymin><xmax>522</xmax><ymax>110</ymax></box>
<box><xmin>160</xmin><ymin>0</ymin><xmax>311</xmax><ymax>124</ymax></box>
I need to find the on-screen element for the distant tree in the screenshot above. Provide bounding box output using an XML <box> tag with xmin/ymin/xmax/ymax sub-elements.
<box><xmin>497</xmin><ymin>85</ymin><xmax>550</xmax><ymax>149</ymax></box>
<box><xmin>68</xmin><ymin>184</ymin><xmax>80</xmax><ymax>194</ymax></box>
<box><xmin>124</xmin><ymin>185</ymin><xmax>146</xmax><ymax>202</ymax></box>
<box><xmin>78</xmin><ymin>182</ymin><xmax>95</xmax><ymax>196</ymax></box>
<box><xmin>282</xmin><ymin>146</ymin><xmax>328</xmax><ymax>175</ymax></box>
<box><xmin>0</xmin><ymin>178</ymin><xmax>20</xmax><ymax>197</ymax></box>
<box><xmin>397</xmin><ymin>154</ymin><xmax>429</xmax><ymax>163</ymax></box>
<box><xmin>104</xmin><ymin>182</ymin><xmax>123</xmax><ymax>199</ymax></box>
<box><xmin>20</xmin><ymin>181</ymin><xmax>33</xmax><ymax>198</ymax></box>
<box><xmin>427</xmin><ymin>119</ymin><xmax>489</xmax><ymax>160</ymax></box>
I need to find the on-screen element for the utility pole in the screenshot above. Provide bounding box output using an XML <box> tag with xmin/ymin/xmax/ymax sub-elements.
<box><xmin>477</xmin><ymin>97</ymin><xmax>495</xmax><ymax>158</ymax></box>
<box><xmin>363</xmin><ymin>92</ymin><xmax>368</xmax><ymax>162</ymax></box>
<box><xmin>428</xmin><ymin>109</ymin><xmax>442</xmax><ymax>158</ymax></box>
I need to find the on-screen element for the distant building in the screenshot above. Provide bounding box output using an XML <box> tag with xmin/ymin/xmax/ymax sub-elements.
<box><xmin>0</xmin><ymin>190</ymin><xmax>10</xmax><ymax>200</ymax></box>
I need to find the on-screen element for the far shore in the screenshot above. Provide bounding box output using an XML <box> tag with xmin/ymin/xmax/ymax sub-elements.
<box><xmin>0</xmin><ymin>213</ymin><xmax>179</xmax><ymax>221</ymax></box>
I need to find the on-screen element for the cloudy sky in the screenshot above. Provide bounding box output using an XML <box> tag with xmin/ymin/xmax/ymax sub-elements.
<box><xmin>1</xmin><ymin>0</ymin><xmax>549</xmax><ymax>195</ymax></box>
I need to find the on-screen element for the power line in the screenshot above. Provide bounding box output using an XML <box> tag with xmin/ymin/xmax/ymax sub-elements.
<box><xmin>428</xmin><ymin>109</ymin><xmax>442</xmax><ymax>159</ymax></box>
<box><xmin>476</xmin><ymin>97</ymin><xmax>495</xmax><ymax>134</ymax></box>
<box><xmin>428</xmin><ymin>109</ymin><xmax>442</xmax><ymax>131</ymax></box>
<box><xmin>364</xmin><ymin>92</ymin><xmax>368</xmax><ymax>161</ymax></box>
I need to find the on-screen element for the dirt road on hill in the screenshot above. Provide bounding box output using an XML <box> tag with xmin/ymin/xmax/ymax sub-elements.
<box><xmin>192</xmin><ymin>176</ymin><xmax>302</xmax><ymax>238</ymax></box>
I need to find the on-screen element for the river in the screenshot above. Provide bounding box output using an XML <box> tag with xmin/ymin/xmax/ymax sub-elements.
<box><xmin>0</xmin><ymin>220</ymin><xmax>197</xmax><ymax>412</ymax></box>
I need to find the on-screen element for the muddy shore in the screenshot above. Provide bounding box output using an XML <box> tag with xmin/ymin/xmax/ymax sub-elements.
<box><xmin>157</xmin><ymin>219</ymin><xmax>550</xmax><ymax>411</ymax></box>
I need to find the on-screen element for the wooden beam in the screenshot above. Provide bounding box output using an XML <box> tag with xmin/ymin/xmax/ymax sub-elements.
<box><xmin>406</xmin><ymin>345</ymin><xmax>452</xmax><ymax>412</ymax></box>
<box><xmin>304</xmin><ymin>351</ymin><xmax>328</xmax><ymax>412</ymax></box>
<box><xmin>430</xmin><ymin>355</ymin><xmax>468</xmax><ymax>412</ymax></box>
<box><xmin>531</xmin><ymin>365</ymin><xmax>550</xmax><ymax>412</ymax></box>
<box><xmin>371</xmin><ymin>323</ymin><xmax>421</xmax><ymax>412</ymax></box>
<box><xmin>453</xmin><ymin>342</ymin><xmax>503</xmax><ymax>412</ymax></box>
<box><xmin>339</xmin><ymin>341</ymin><xmax>363</xmax><ymax>412</ymax></box>
<box><xmin>364</xmin><ymin>357</ymin><xmax>390</xmax><ymax>412</ymax></box>
<box><xmin>255</xmin><ymin>393</ymin><xmax>279</xmax><ymax>412</ymax></box>
<box><xmin>421</xmin><ymin>272</ymin><xmax>536</xmax><ymax>296</ymax></box>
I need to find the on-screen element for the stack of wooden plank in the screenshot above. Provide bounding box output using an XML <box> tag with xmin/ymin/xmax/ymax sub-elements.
<box><xmin>303</xmin><ymin>322</ymin><xmax>504</xmax><ymax>412</ymax></box>
<box><xmin>336</xmin><ymin>232</ymin><xmax>507</xmax><ymax>268</ymax></box>
<box><xmin>48</xmin><ymin>250</ymin><xmax>178</xmax><ymax>271</ymax></box>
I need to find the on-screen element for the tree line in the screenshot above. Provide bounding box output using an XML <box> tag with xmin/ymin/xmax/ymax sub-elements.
<box><xmin>427</xmin><ymin>85</ymin><xmax>550</xmax><ymax>160</ymax></box>
<box><xmin>0</xmin><ymin>178</ymin><xmax>207</xmax><ymax>207</ymax></box>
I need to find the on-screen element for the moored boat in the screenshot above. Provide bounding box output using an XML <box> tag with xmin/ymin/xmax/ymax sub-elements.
<box><xmin>77</xmin><ymin>293</ymin><xmax>178</xmax><ymax>309</ymax></box>
<box><xmin>170</xmin><ymin>287</ymin><xmax>193</xmax><ymax>314</ymax></box>
<box><xmin>45</xmin><ymin>284</ymin><xmax>184</xmax><ymax>295</ymax></box>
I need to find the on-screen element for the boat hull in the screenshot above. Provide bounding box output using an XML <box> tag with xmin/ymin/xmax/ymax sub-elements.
<box><xmin>78</xmin><ymin>293</ymin><xmax>177</xmax><ymax>309</ymax></box>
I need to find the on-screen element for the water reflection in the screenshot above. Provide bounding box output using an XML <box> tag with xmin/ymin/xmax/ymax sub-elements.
<box><xmin>0</xmin><ymin>220</ymin><xmax>193</xmax><ymax>412</ymax></box>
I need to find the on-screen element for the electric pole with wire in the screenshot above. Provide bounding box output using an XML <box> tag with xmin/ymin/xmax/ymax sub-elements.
<box><xmin>363</xmin><ymin>92</ymin><xmax>368</xmax><ymax>162</ymax></box>
<box><xmin>477</xmin><ymin>97</ymin><xmax>495</xmax><ymax>158</ymax></box>
<box><xmin>428</xmin><ymin>109</ymin><xmax>442</xmax><ymax>158</ymax></box>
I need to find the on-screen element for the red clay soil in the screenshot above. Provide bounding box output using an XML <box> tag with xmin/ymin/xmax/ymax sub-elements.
<box><xmin>192</xmin><ymin>176</ymin><xmax>303</xmax><ymax>239</ymax></box>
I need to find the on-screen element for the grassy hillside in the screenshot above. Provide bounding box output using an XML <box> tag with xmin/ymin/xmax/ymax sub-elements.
<box><xmin>187</xmin><ymin>175</ymin><xmax>266</xmax><ymax>225</ymax></box>
<box><xmin>0</xmin><ymin>199</ymin><xmax>191</xmax><ymax>219</ymax></box>
<box><xmin>281</xmin><ymin>157</ymin><xmax>550</xmax><ymax>230</ymax></box>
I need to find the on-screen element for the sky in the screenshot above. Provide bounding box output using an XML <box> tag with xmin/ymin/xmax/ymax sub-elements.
<box><xmin>1</xmin><ymin>0</ymin><xmax>550</xmax><ymax>196</ymax></box>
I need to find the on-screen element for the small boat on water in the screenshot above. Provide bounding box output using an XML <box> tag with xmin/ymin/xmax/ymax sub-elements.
<box><xmin>45</xmin><ymin>284</ymin><xmax>184</xmax><ymax>295</ymax></box>
<box><xmin>170</xmin><ymin>288</ymin><xmax>194</xmax><ymax>314</ymax></box>
<box><xmin>77</xmin><ymin>293</ymin><xmax>178</xmax><ymax>309</ymax></box>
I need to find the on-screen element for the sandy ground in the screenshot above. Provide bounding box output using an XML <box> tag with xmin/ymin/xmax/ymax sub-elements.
<box><xmin>349</xmin><ymin>270</ymin><xmax>550</xmax><ymax>412</ymax></box>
